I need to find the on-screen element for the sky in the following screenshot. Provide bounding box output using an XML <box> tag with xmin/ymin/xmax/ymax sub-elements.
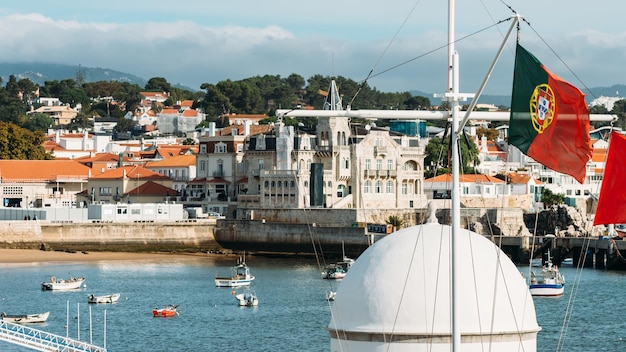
<box><xmin>0</xmin><ymin>0</ymin><xmax>624</xmax><ymax>98</ymax></box>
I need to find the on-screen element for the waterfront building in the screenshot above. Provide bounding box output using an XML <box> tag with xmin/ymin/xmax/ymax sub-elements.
<box><xmin>0</xmin><ymin>160</ymin><xmax>91</xmax><ymax>208</ymax></box>
<box><xmin>145</xmin><ymin>154</ymin><xmax>197</xmax><ymax>194</ymax></box>
<box><xmin>82</xmin><ymin>165</ymin><xmax>176</xmax><ymax>204</ymax></box>
<box><xmin>236</xmin><ymin>80</ymin><xmax>427</xmax><ymax>223</ymax></box>
<box><xmin>193</xmin><ymin>121</ymin><xmax>273</xmax><ymax>216</ymax></box>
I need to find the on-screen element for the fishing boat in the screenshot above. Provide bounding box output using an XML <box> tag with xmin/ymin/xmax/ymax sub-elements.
<box><xmin>233</xmin><ymin>290</ymin><xmax>259</xmax><ymax>307</ymax></box>
<box><xmin>41</xmin><ymin>276</ymin><xmax>85</xmax><ymax>291</ymax></box>
<box><xmin>152</xmin><ymin>305</ymin><xmax>177</xmax><ymax>317</ymax></box>
<box><xmin>529</xmin><ymin>251</ymin><xmax>565</xmax><ymax>296</ymax></box>
<box><xmin>87</xmin><ymin>293</ymin><xmax>121</xmax><ymax>304</ymax></box>
<box><xmin>215</xmin><ymin>254</ymin><xmax>255</xmax><ymax>287</ymax></box>
<box><xmin>0</xmin><ymin>311</ymin><xmax>49</xmax><ymax>324</ymax></box>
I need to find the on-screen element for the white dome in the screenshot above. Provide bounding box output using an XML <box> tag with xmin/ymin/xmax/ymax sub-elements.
<box><xmin>329</xmin><ymin>223</ymin><xmax>539</xmax><ymax>351</ymax></box>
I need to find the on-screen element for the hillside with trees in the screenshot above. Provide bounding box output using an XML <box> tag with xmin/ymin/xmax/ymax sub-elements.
<box><xmin>0</xmin><ymin>68</ymin><xmax>624</xmax><ymax>159</ymax></box>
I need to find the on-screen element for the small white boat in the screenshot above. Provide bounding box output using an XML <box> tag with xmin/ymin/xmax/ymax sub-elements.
<box><xmin>321</xmin><ymin>256</ymin><xmax>354</xmax><ymax>280</ymax></box>
<box><xmin>529</xmin><ymin>251</ymin><xmax>565</xmax><ymax>296</ymax></box>
<box><xmin>234</xmin><ymin>290</ymin><xmax>258</xmax><ymax>307</ymax></box>
<box><xmin>215</xmin><ymin>255</ymin><xmax>255</xmax><ymax>287</ymax></box>
<box><xmin>326</xmin><ymin>291</ymin><xmax>337</xmax><ymax>301</ymax></box>
<box><xmin>41</xmin><ymin>276</ymin><xmax>85</xmax><ymax>291</ymax></box>
<box><xmin>1</xmin><ymin>311</ymin><xmax>50</xmax><ymax>324</ymax></box>
<box><xmin>87</xmin><ymin>293</ymin><xmax>121</xmax><ymax>304</ymax></box>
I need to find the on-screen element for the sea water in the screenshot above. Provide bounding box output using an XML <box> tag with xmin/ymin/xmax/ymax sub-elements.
<box><xmin>0</xmin><ymin>256</ymin><xmax>625</xmax><ymax>351</ymax></box>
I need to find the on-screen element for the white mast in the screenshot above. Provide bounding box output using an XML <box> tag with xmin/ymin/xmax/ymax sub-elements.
<box><xmin>276</xmin><ymin>4</ymin><xmax>572</xmax><ymax>351</ymax></box>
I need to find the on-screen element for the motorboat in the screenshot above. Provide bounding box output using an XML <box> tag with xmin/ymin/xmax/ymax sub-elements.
<box><xmin>87</xmin><ymin>293</ymin><xmax>121</xmax><ymax>304</ymax></box>
<box><xmin>234</xmin><ymin>290</ymin><xmax>258</xmax><ymax>307</ymax></box>
<box><xmin>1</xmin><ymin>311</ymin><xmax>50</xmax><ymax>324</ymax></box>
<box><xmin>321</xmin><ymin>256</ymin><xmax>354</xmax><ymax>279</ymax></box>
<box><xmin>41</xmin><ymin>276</ymin><xmax>85</xmax><ymax>290</ymax></box>
<box><xmin>152</xmin><ymin>305</ymin><xmax>178</xmax><ymax>317</ymax></box>
<box><xmin>215</xmin><ymin>255</ymin><xmax>255</xmax><ymax>287</ymax></box>
<box><xmin>322</xmin><ymin>266</ymin><xmax>346</xmax><ymax>280</ymax></box>
<box><xmin>529</xmin><ymin>251</ymin><xmax>565</xmax><ymax>296</ymax></box>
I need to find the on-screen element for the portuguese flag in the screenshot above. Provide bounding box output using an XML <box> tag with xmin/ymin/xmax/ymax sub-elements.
<box><xmin>509</xmin><ymin>44</ymin><xmax>591</xmax><ymax>184</ymax></box>
<box><xmin>593</xmin><ymin>131</ymin><xmax>626</xmax><ymax>225</ymax></box>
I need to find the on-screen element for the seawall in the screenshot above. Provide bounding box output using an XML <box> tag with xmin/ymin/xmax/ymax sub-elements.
<box><xmin>0</xmin><ymin>220</ymin><xmax>220</xmax><ymax>253</ymax></box>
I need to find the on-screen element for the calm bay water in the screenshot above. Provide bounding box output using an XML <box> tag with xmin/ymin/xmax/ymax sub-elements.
<box><xmin>1</xmin><ymin>256</ymin><xmax>625</xmax><ymax>351</ymax></box>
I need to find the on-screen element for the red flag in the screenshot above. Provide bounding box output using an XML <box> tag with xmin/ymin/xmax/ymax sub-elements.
<box><xmin>593</xmin><ymin>131</ymin><xmax>626</xmax><ymax>225</ymax></box>
<box><xmin>509</xmin><ymin>44</ymin><xmax>592</xmax><ymax>184</ymax></box>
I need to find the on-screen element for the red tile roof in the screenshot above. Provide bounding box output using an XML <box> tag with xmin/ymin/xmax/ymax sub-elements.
<box><xmin>0</xmin><ymin>160</ymin><xmax>91</xmax><ymax>181</ymax></box>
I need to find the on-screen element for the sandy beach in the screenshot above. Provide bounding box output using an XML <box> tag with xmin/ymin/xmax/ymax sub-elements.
<box><xmin>0</xmin><ymin>248</ymin><xmax>217</xmax><ymax>264</ymax></box>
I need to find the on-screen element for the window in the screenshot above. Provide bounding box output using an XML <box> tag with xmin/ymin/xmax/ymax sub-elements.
<box><xmin>365</xmin><ymin>159</ymin><xmax>371</xmax><ymax>170</ymax></box>
<box><xmin>387</xmin><ymin>159</ymin><xmax>393</xmax><ymax>170</ymax></box>
<box><xmin>200</xmin><ymin>144</ymin><xmax>207</xmax><ymax>154</ymax></box>
<box><xmin>402</xmin><ymin>183</ymin><xmax>408</xmax><ymax>195</ymax></box>
<box><xmin>386</xmin><ymin>181</ymin><xmax>393</xmax><ymax>193</ymax></box>
<box><xmin>375</xmin><ymin>181</ymin><xmax>382</xmax><ymax>193</ymax></box>
<box><xmin>376</xmin><ymin>159</ymin><xmax>382</xmax><ymax>170</ymax></box>
<box><xmin>344</xmin><ymin>158</ymin><xmax>349</xmax><ymax>169</ymax></box>
<box><xmin>199</xmin><ymin>161</ymin><xmax>206</xmax><ymax>172</ymax></box>
<box><xmin>364</xmin><ymin>181</ymin><xmax>371</xmax><ymax>193</ymax></box>
<box><xmin>99</xmin><ymin>187</ymin><xmax>112</xmax><ymax>196</ymax></box>
<box><xmin>215</xmin><ymin>142</ymin><xmax>227</xmax><ymax>153</ymax></box>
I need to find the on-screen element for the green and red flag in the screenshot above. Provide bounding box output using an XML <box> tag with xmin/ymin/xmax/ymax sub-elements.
<box><xmin>593</xmin><ymin>131</ymin><xmax>626</xmax><ymax>225</ymax></box>
<box><xmin>509</xmin><ymin>44</ymin><xmax>592</xmax><ymax>184</ymax></box>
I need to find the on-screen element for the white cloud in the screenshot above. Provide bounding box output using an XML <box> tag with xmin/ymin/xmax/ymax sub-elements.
<box><xmin>0</xmin><ymin>0</ymin><xmax>625</xmax><ymax>97</ymax></box>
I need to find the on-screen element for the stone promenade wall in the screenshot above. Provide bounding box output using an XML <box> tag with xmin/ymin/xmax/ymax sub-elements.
<box><xmin>0</xmin><ymin>220</ymin><xmax>219</xmax><ymax>252</ymax></box>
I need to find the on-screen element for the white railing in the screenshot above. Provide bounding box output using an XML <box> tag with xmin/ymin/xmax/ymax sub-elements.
<box><xmin>0</xmin><ymin>320</ymin><xmax>107</xmax><ymax>352</ymax></box>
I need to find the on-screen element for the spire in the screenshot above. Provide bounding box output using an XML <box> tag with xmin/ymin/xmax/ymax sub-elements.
<box><xmin>323</xmin><ymin>80</ymin><xmax>343</xmax><ymax>111</ymax></box>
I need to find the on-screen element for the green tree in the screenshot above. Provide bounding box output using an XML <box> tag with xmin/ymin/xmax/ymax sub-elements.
<box><xmin>68</xmin><ymin>112</ymin><xmax>94</xmax><ymax>132</ymax></box>
<box><xmin>404</xmin><ymin>95</ymin><xmax>431</xmax><ymax>110</ymax></box>
<box><xmin>22</xmin><ymin>113</ymin><xmax>54</xmax><ymax>132</ymax></box>
<box><xmin>424</xmin><ymin>135</ymin><xmax>480</xmax><ymax>178</ymax></box>
<box><xmin>113</xmin><ymin>117</ymin><xmax>137</xmax><ymax>133</ymax></box>
<box><xmin>476</xmin><ymin>127</ymin><xmax>500</xmax><ymax>141</ymax></box>
<box><xmin>540</xmin><ymin>188</ymin><xmax>565</xmax><ymax>207</ymax></box>
<box><xmin>182</xmin><ymin>137</ymin><xmax>196</xmax><ymax>145</ymax></box>
<box><xmin>0</xmin><ymin>122</ymin><xmax>52</xmax><ymax>159</ymax></box>
<box><xmin>145</xmin><ymin>77</ymin><xmax>172</xmax><ymax>93</ymax></box>
<box><xmin>386</xmin><ymin>215</ymin><xmax>404</xmax><ymax>231</ymax></box>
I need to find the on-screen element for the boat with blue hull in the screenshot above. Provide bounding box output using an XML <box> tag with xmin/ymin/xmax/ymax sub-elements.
<box><xmin>529</xmin><ymin>251</ymin><xmax>565</xmax><ymax>296</ymax></box>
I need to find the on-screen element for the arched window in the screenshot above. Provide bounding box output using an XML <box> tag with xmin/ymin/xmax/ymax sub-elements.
<box><xmin>375</xmin><ymin>181</ymin><xmax>383</xmax><ymax>193</ymax></box>
<box><xmin>264</xmin><ymin>181</ymin><xmax>269</xmax><ymax>188</ymax></box>
<box><xmin>290</xmin><ymin>181</ymin><xmax>295</xmax><ymax>188</ymax></box>
<box><xmin>337</xmin><ymin>184</ymin><xmax>347</xmax><ymax>197</ymax></box>
<box><xmin>271</xmin><ymin>181</ymin><xmax>275</xmax><ymax>187</ymax></box>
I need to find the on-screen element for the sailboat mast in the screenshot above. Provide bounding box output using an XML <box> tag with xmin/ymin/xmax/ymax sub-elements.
<box><xmin>446</xmin><ymin>0</ymin><xmax>462</xmax><ymax>349</ymax></box>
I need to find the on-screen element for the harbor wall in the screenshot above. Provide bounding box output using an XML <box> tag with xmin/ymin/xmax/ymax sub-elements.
<box><xmin>0</xmin><ymin>220</ymin><xmax>220</xmax><ymax>252</ymax></box>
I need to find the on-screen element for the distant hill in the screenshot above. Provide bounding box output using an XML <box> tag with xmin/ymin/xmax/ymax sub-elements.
<box><xmin>0</xmin><ymin>62</ymin><xmax>622</xmax><ymax>106</ymax></box>
<box><xmin>0</xmin><ymin>62</ymin><xmax>195</xmax><ymax>91</ymax></box>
